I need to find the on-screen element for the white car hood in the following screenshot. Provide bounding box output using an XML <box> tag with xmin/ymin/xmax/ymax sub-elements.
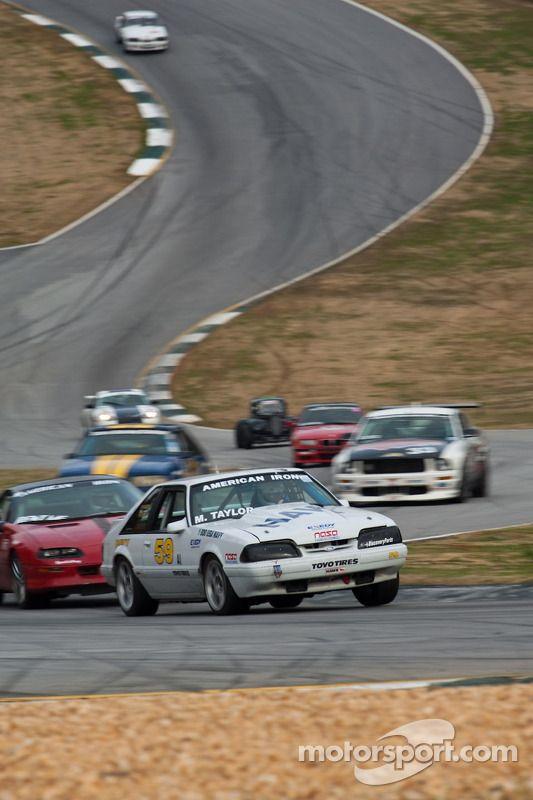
<box><xmin>206</xmin><ymin>503</ymin><xmax>395</xmax><ymax>545</ymax></box>
<box><xmin>123</xmin><ymin>25</ymin><xmax>167</xmax><ymax>39</ymax></box>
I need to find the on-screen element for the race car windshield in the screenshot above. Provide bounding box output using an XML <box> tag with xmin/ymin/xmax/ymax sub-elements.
<box><xmin>77</xmin><ymin>432</ymin><xmax>179</xmax><ymax>456</ymax></box>
<box><xmin>190</xmin><ymin>472</ymin><xmax>339</xmax><ymax>524</ymax></box>
<box><xmin>96</xmin><ymin>392</ymin><xmax>148</xmax><ymax>408</ymax></box>
<box><xmin>298</xmin><ymin>406</ymin><xmax>361</xmax><ymax>425</ymax></box>
<box><xmin>9</xmin><ymin>480</ymin><xmax>141</xmax><ymax>523</ymax></box>
<box><xmin>356</xmin><ymin>415</ymin><xmax>454</xmax><ymax>443</ymax></box>
<box><xmin>255</xmin><ymin>400</ymin><xmax>283</xmax><ymax>415</ymax></box>
<box><xmin>130</xmin><ymin>16</ymin><xmax>159</xmax><ymax>25</ymax></box>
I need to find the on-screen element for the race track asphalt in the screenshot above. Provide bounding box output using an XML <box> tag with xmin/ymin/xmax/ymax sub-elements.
<box><xmin>0</xmin><ymin>585</ymin><xmax>531</xmax><ymax>697</ymax></box>
<box><xmin>0</xmin><ymin>0</ymin><xmax>485</xmax><ymax>465</ymax></box>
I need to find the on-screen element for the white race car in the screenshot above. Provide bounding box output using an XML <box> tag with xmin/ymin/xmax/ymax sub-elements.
<box><xmin>332</xmin><ymin>405</ymin><xmax>490</xmax><ymax>503</ymax></box>
<box><xmin>81</xmin><ymin>389</ymin><xmax>161</xmax><ymax>429</ymax></box>
<box><xmin>101</xmin><ymin>469</ymin><xmax>406</xmax><ymax>615</ymax></box>
<box><xmin>114</xmin><ymin>10</ymin><xmax>168</xmax><ymax>52</ymax></box>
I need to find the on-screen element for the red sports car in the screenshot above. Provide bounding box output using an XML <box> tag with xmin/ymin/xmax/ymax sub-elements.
<box><xmin>0</xmin><ymin>475</ymin><xmax>141</xmax><ymax>608</ymax></box>
<box><xmin>292</xmin><ymin>403</ymin><xmax>363</xmax><ymax>467</ymax></box>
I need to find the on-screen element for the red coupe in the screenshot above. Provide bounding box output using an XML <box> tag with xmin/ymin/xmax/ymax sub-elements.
<box><xmin>292</xmin><ymin>403</ymin><xmax>363</xmax><ymax>467</ymax></box>
<box><xmin>0</xmin><ymin>475</ymin><xmax>141</xmax><ymax>608</ymax></box>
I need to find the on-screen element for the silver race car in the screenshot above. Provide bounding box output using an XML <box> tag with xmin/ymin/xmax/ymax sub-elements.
<box><xmin>101</xmin><ymin>469</ymin><xmax>406</xmax><ymax>615</ymax></box>
<box><xmin>81</xmin><ymin>389</ymin><xmax>161</xmax><ymax>429</ymax></box>
<box><xmin>332</xmin><ymin>405</ymin><xmax>490</xmax><ymax>503</ymax></box>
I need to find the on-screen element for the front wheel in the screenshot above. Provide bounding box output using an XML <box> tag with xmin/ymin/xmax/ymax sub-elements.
<box><xmin>353</xmin><ymin>575</ymin><xmax>399</xmax><ymax>607</ymax></box>
<box><xmin>10</xmin><ymin>554</ymin><xmax>46</xmax><ymax>609</ymax></box>
<box><xmin>269</xmin><ymin>595</ymin><xmax>304</xmax><ymax>610</ymax></box>
<box><xmin>203</xmin><ymin>556</ymin><xmax>248</xmax><ymax>615</ymax></box>
<box><xmin>115</xmin><ymin>558</ymin><xmax>159</xmax><ymax>617</ymax></box>
<box><xmin>235</xmin><ymin>421</ymin><xmax>252</xmax><ymax>449</ymax></box>
<box><xmin>472</xmin><ymin>463</ymin><xmax>489</xmax><ymax>498</ymax></box>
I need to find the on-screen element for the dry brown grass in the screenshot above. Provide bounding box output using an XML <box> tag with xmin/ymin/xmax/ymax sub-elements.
<box><xmin>0</xmin><ymin>468</ymin><xmax>56</xmax><ymax>493</ymax></box>
<box><xmin>172</xmin><ymin>0</ymin><xmax>533</xmax><ymax>430</ymax></box>
<box><xmin>0</xmin><ymin>683</ymin><xmax>531</xmax><ymax>799</ymax></box>
<box><xmin>0</xmin><ymin>3</ymin><xmax>143</xmax><ymax>246</ymax></box>
<box><xmin>403</xmin><ymin>526</ymin><xmax>533</xmax><ymax>585</ymax></box>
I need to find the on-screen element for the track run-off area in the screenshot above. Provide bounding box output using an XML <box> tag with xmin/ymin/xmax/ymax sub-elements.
<box><xmin>0</xmin><ymin>0</ymin><xmax>531</xmax><ymax>696</ymax></box>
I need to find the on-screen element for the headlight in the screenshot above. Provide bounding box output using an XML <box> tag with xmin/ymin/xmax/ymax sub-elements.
<box><xmin>299</xmin><ymin>439</ymin><xmax>316</xmax><ymax>446</ymax></box>
<box><xmin>436</xmin><ymin>458</ymin><xmax>450</xmax><ymax>471</ymax></box>
<box><xmin>358</xmin><ymin>526</ymin><xmax>402</xmax><ymax>549</ymax></box>
<box><xmin>139</xmin><ymin>405</ymin><xmax>161</xmax><ymax>423</ymax></box>
<box><xmin>94</xmin><ymin>406</ymin><xmax>117</xmax><ymax>425</ymax></box>
<box><xmin>38</xmin><ymin>547</ymin><xmax>83</xmax><ymax>559</ymax></box>
<box><xmin>240</xmin><ymin>541</ymin><xmax>300</xmax><ymax>562</ymax></box>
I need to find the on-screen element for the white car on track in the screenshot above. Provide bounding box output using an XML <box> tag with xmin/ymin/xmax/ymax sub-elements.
<box><xmin>114</xmin><ymin>10</ymin><xmax>168</xmax><ymax>52</ymax></box>
<box><xmin>101</xmin><ymin>469</ymin><xmax>406</xmax><ymax>615</ymax></box>
<box><xmin>332</xmin><ymin>405</ymin><xmax>490</xmax><ymax>503</ymax></box>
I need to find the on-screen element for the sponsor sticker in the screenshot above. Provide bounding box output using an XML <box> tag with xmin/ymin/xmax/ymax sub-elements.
<box><xmin>225</xmin><ymin>553</ymin><xmax>238</xmax><ymax>562</ymax></box>
<box><xmin>273</xmin><ymin>563</ymin><xmax>283</xmax><ymax>578</ymax></box>
<box><xmin>13</xmin><ymin>484</ymin><xmax>74</xmax><ymax>497</ymax></box>
<box><xmin>202</xmin><ymin>476</ymin><xmax>265</xmax><ymax>492</ymax></box>
<box><xmin>314</xmin><ymin>529</ymin><xmax>339</xmax><ymax>540</ymax></box>
<box><xmin>389</xmin><ymin>550</ymin><xmax>400</xmax><ymax>560</ymax></box>
<box><xmin>198</xmin><ymin>528</ymin><xmax>223</xmax><ymax>539</ymax></box>
<box><xmin>312</xmin><ymin>558</ymin><xmax>358</xmax><ymax>571</ymax></box>
<box><xmin>190</xmin><ymin>538</ymin><xmax>201</xmax><ymax>548</ymax></box>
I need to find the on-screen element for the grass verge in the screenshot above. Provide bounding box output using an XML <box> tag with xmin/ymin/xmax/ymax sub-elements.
<box><xmin>0</xmin><ymin>3</ymin><xmax>143</xmax><ymax>246</ymax></box>
<box><xmin>403</xmin><ymin>525</ymin><xmax>533</xmax><ymax>585</ymax></box>
<box><xmin>172</xmin><ymin>0</ymin><xmax>533</xmax><ymax>429</ymax></box>
<box><xmin>0</xmin><ymin>469</ymin><xmax>57</xmax><ymax>493</ymax></box>
<box><xmin>0</xmin><ymin>684</ymin><xmax>530</xmax><ymax>799</ymax></box>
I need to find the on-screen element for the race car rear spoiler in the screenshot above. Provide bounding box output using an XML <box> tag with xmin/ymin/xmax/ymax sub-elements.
<box><xmin>376</xmin><ymin>402</ymin><xmax>482</xmax><ymax>410</ymax></box>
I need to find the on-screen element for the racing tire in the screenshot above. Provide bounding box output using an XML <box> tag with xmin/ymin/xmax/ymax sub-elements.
<box><xmin>235</xmin><ymin>421</ymin><xmax>253</xmax><ymax>449</ymax></box>
<box><xmin>202</xmin><ymin>556</ymin><xmax>249</xmax><ymax>615</ymax></box>
<box><xmin>472</xmin><ymin>463</ymin><xmax>490</xmax><ymax>498</ymax></box>
<box><xmin>115</xmin><ymin>558</ymin><xmax>159</xmax><ymax>617</ymax></box>
<box><xmin>353</xmin><ymin>575</ymin><xmax>399</xmax><ymax>607</ymax></box>
<box><xmin>269</xmin><ymin>595</ymin><xmax>304</xmax><ymax>610</ymax></box>
<box><xmin>269</xmin><ymin>415</ymin><xmax>283</xmax><ymax>438</ymax></box>
<box><xmin>452</xmin><ymin>469</ymin><xmax>471</xmax><ymax>504</ymax></box>
<box><xmin>10</xmin><ymin>554</ymin><xmax>47</xmax><ymax>609</ymax></box>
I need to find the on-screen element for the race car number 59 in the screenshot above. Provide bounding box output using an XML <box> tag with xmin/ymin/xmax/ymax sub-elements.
<box><xmin>154</xmin><ymin>537</ymin><xmax>173</xmax><ymax>565</ymax></box>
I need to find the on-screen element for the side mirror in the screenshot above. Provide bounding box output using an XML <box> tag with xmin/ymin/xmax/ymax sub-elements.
<box><xmin>338</xmin><ymin>497</ymin><xmax>350</xmax><ymax>507</ymax></box>
<box><xmin>464</xmin><ymin>427</ymin><xmax>480</xmax><ymax>438</ymax></box>
<box><xmin>0</xmin><ymin>522</ymin><xmax>4</xmax><ymax>532</ymax></box>
<box><xmin>167</xmin><ymin>518</ymin><xmax>187</xmax><ymax>533</ymax></box>
<box><xmin>64</xmin><ymin>452</ymin><xmax>76</xmax><ymax>459</ymax></box>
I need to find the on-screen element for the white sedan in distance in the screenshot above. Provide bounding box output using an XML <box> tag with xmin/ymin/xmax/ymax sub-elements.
<box><xmin>101</xmin><ymin>469</ymin><xmax>406</xmax><ymax>616</ymax></box>
<box><xmin>114</xmin><ymin>10</ymin><xmax>168</xmax><ymax>52</ymax></box>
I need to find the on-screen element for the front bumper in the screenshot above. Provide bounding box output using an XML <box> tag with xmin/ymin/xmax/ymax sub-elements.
<box><xmin>227</xmin><ymin>544</ymin><xmax>407</xmax><ymax>598</ymax></box>
<box><xmin>26</xmin><ymin>560</ymin><xmax>107</xmax><ymax>595</ymax></box>
<box><xmin>333</xmin><ymin>468</ymin><xmax>461</xmax><ymax>502</ymax></box>
<box><xmin>293</xmin><ymin>444</ymin><xmax>344</xmax><ymax>466</ymax></box>
<box><xmin>124</xmin><ymin>40</ymin><xmax>168</xmax><ymax>51</ymax></box>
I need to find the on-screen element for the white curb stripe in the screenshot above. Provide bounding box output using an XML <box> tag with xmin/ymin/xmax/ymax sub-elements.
<box><xmin>21</xmin><ymin>13</ymin><xmax>51</xmax><ymax>25</ymax></box>
<box><xmin>118</xmin><ymin>78</ymin><xmax>148</xmax><ymax>93</ymax></box>
<box><xmin>156</xmin><ymin>354</ymin><xmax>184</xmax><ymax>368</ymax></box>
<box><xmin>203</xmin><ymin>311</ymin><xmax>242</xmax><ymax>326</ymax></box>
<box><xmin>127</xmin><ymin>158</ymin><xmax>163</xmax><ymax>177</ymax></box>
<box><xmin>137</xmin><ymin>102</ymin><xmax>167</xmax><ymax>119</ymax></box>
<box><xmin>61</xmin><ymin>32</ymin><xmax>92</xmax><ymax>47</ymax></box>
<box><xmin>146</xmin><ymin>128</ymin><xmax>173</xmax><ymax>147</ymax></box>
<box><xmin>91</xmin><ymin>54</ymin><xmax>122</xmax><ymax>69</ymax></box>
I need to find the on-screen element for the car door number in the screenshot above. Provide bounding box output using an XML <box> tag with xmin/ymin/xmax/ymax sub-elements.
<box><xmin>154</xmin><ymin>537</ymin><xmax>174</xmax><ymax>565</ymax></box>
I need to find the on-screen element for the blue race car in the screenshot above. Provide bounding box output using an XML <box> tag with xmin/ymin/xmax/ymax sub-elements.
<box><xmin>59</xmin><ymin>424</ymin><xmax>210</xmax><ymax>490</ymax></box>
